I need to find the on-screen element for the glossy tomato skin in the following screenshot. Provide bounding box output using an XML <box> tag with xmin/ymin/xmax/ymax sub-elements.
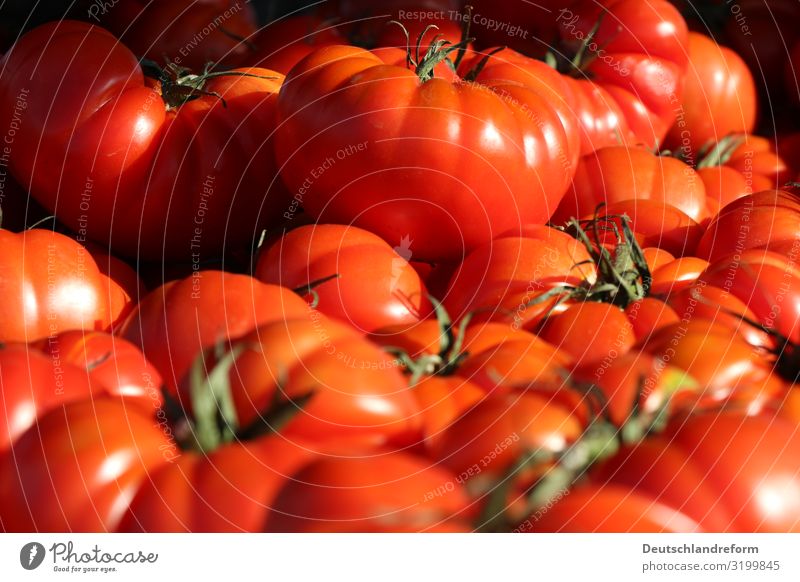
<box><xmin>119</xmin><ymin>437</ymin><xmax>316</xmax><ymax>532</ymax></box>
<box><xmin>698</xmin><ymin>250</ymin><xmax>800</xmax><ymax>344</ymax></box>
<box><xmin>556</xmin><ymin>146</ymin><xmax>708</xmax><ymax>225</ymax></box>
<box><xmin>265</xmin><ymin>451</ymin><xmax>474</xmax><ymax>532</ymax></box>
<box><xmin>219</xmin><ymin>315</ymin><xmax>420</xmax><ymax>449</ymax></box>
<box><xmin>649</xmin><ymin>256</ymin><xmax>709</xmax><ymax>296</ymax></box>
<box><xmin>0</xmin><ymin>399</ymin><xmax>171</xmax><ymax>532</ymax></box>
<box><xmin>0</xmin><ymin>345</ymin><xmax>93</xmax><ymax>453</ymax></box>
<box><xmin>641</xmin><ymin>321</ymin><xmax>786</xmax><ymax>412</ymax></box>
<box><xmin>665</xmin><ymin>32</ymin><xmax>756</xmax><ymax>155</ymax></box>
<box><xmin>527</xmin><ymin>484</ymin><xmax>703</xmax><ymax>533</ymax></box>
<box><xmin>256</xmin><ymin>224</ymin><xmax>431</xmax><ymax>333</ymax></box>
<box><xmin>98</xmin><ymin>0</ymin><xmax>257</xmax><ymax>70</ymax></box>
<box><xmin>443</xmin><ymin>226</ymin><xmax>595</xmax><ymax>327</ymax></box>
<box><xmin>598</xmin><ymin>411</ymin><xmax>800</xmax><ymax>532</ymax></box>
<box><xmin>0</xmin><ymin>229</ymin><xmax>130</xmax><ymax>342</ymax></box>
<box><xmin>471</xmin><ymin>0</ymin><xmax>688</xmax><ymax>153</ymax></box>
<box><xmin>275</xmin><ymin>45</ymin><xmax>577</xmax><ymax>262</ymax></box>
<box><xmin>0</xmin><ymin>22</ymin><xmax>288</xmax><ymax>261</ymax></box>
<box><xmin>119</xmin><ymin>271</ymin><xmax>310</xmax><ymax>393</ymax></box>
<box><xmin>697</xmin><ymin>190</ymin><xmax>800</xmax><ymax>263</ymax></box>
<box><xmin>538</xmin><ymin>302</ymin><xmax>636</xmax><ymax>366</ymax></box>
<box><xmin>243</xmin><ymin>15</ymin><xmax>345</xmax><ymax>74</ymax></box>
<box><xmin>33</xmin><ymin>331</ymin><xmax>163</xmax><ymax>410</ymax></box>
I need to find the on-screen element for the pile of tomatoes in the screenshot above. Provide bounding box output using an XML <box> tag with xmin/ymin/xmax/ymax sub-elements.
<box><xmin>0</xmin><ymin>0</ymin><xmax>798</xmax><ymax>533</ymax></box>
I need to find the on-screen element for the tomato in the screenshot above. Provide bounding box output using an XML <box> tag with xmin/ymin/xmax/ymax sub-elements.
<box><xmin>95</xmin><ymin>0</ymin><xmax>257</xmax><ymax>70</ymax></box>
<box><xmin>641</xmin><ymin>320</ymin><xmax>786</xmax><ymax>411</ymax></box>
<box><xmin>243</xmin><ymin>15</ymin><xmax>345</xmax><ymax>74</ymax></box>
<box><xmin>649</xmin><ymin>256</ymin><xmax>709</xmax><ymax>295</ymax></box>
<box><xmin>256</xmin><ymin>224</ymin><xmax>431</xmax><ymax>333</ymax></box>
<box><xmin>471</xmin><ymin>0</ymin><xmax>689</xmax><ymax>153</ymax></box>
<box><xmin>0</xmin><ymin>229</ymin><xmax>132</xmax><ymax>342</ymax></box>
<box><xmin>0</xmin><ymin>21</ymin><xmax>288</xmax><ymax>260</ymax></box>
<box><xmin>582</xmin><ymin>199</ymin><xmax>702</xmax><ymax>257</ymax></box>
<box><xmin>216</xmin><ymin>315</ymin><xmax>420</xmax><ymax>448</ymax></box>
<box><xmin>556</xmin><ymin>146</ymin><xmax>708</xmax><ymax>225</ymax></box>
<box><xmin>119</xmin><ymin>437</ymin><xmax>316</xmax><ymax>532</ymax></box>
<box><xmin>409</xmin><ymin>375</ymin><xmax>485</xmax><ymax>449</ymax></box>
<box><xmin>119</xmin><ymin>271</ymin><xmax>309</xmax><ymax>393</ymax></box>
<box><xmin>697</xmin><ymin>189</ymin><xmax>800</xmax><ymax>262</ymax></box>
<box><xmin>442</xmin><ymin>226</ymin><xmax>594</xmax><ymax>328</ymax></box>
<box><xmin>0</xmin><ymin>399</ymin><xmax>171</xmax><ymax>531</ymax></box>
<box><xmin>528</xmin><ymin>484</ymin><xmax>703</xmax><ymax>532</ymax></box>
<box><xmin>538</xmin><ymin>302</ymin><xmax>636</xmax><ymax>365</ymax></box>
<box><xmin>696</xmin><ymin>250</ymin><xmax>800</xmax><ymax>344</ymax></box>
<box><xmin>274</xmin><ymin>44</ymin><xmax>578</xmax><ymax>262</ymax></box>
<box><xmin>664</xmin><ymin>32</ymin><xmax>756</xmax><ymax>156</ymax></box>
<box><xmin>265</xmin><ymin>452</ymin><xmax>474</xmax><ymax>532</ymax></box>
<box><xmin>33</xmin><ymin>330</ymin><xmax>162</xmax><ymax>409</ymax></box>
<box><xmin>596</xmin><ymin>411</ymin><xmax>800</xmax><ymax>532</ymax></box>
<box><xmin>571</xmin><ymin>352</ymin><xmax>697</xmax><ymax>429</ymax></box>
<box><xmin>625</xmin><ymin>298</ymin><xmax>681</xmax><ymax>341</ymax></box>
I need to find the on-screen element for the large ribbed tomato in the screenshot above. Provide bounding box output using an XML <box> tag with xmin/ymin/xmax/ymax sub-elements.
<box><xmin>119</xmin><ymin>271</ymin><xmax>309</xmax><ymax>393</ymax></box>
<box><xmin>275</xmin><ymin>44</ymin><xmax>578</xmax><ymax>261</ymax></box>
<box><xmin>256</xmin><ymin>224</ymin><xmax>431</xmax><ymax>333</ymax></box>
<box><xmin>0</xmin><ymin>21</ymin><xmax>288</xmax><ymax>260</ymax></box>
<box><xmin>0</xmin><ymin>229</ymin><xmax>133</xmax><ymax>342</ymax></box>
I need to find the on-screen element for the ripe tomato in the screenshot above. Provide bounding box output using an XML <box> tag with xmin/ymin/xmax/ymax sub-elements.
<box><xmin>119</xmin><ymin>437</ymin><xmax>316</xmax><ymax>532</ymax></box>
<box><xmin>641</xmin><ymin>320</ymin><xmax>786</xmax><ymax>411</ymax></box>
<box><xmin>0</xmin><ymin>399</ymin><xmax>171</xmax><ymax>531</ymax></box>
<box><xmin>664</xmin><ymin>32</ymin><xmax>756</xmax><ymax>156</ymax></box>
<box><xmin>275</xmin><ymin>44</ymin><xmax>577</xmax><ymax>261</ymax></box>
<box><xmin>265</xmin><ymin>451</ymin><xmax>474</xmax><ymax>532</ymax></box>
<box><xmin>119</xmin><ymin>271</ymin><xmax>309</xmax><ymax>393</ymax></box>
<box><xmin>471</xmin><ymin>0</ymin><xmax>689</xmax><ymax>153</ymax></box>
<box><xmin>596</xmin><ymin>411</ymin><xmax>800</xmax><ymax>532</ymax></box>
<box><xmin>0</xmin><ymin>229</ymin><xmax>132</xmax><ymax>342</ymax></box>
<box><xmin>442</xmin><ymin>226</ymin><xmax>595</xmax><ymax>328</ymax></box>
<box><xmin>528</xmin><ymin>484</ymin><xmax>703</xmax><ymax>532</ymax></box>
<box><xmin>0</xmin><ymin>21</ymin><xmax>288</xmax><ymax>260</ymax></box>
<box><xmin>96</xmin><ymin>0</ymin><xmax>257</xmax><ymax>70</ymax></box>
<box><xmin>243</xmin><ymin>15</ymin><xmax>345</xmax><ymax>74</ymax></box>
<box><xmin>216</xmin><ymin>315</ymin><xmax>420</xmax><ymax>448</ymax></box>
<box><xmin>556</xmin><ymin>146</ymin><xmax>708</xmax><ymax>225</ymax></box>
<box><xmin>698</xmin><ymin>250</ymin><xmax>800</xmax><ymax>344</ymax></box>
<box><xmin>697</xmin><ymin>189</ymin><xmax>800</xmax><ymax>262</ymax></box>
<box><xmin>256</xmin><ymin>224</ymin><xmax>431</xmax><ymax>333</ymax></box>
<box><xmin>582</xmin><ymin>199</ymin><xmax>702</xmax><ymax>257</ymax></box>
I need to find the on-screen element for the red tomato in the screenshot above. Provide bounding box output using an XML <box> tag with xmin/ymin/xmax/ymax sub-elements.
<box><xmin>33</xmin><ymin>330</ymin><xmax>163</xmax><ymax>410</ymax></box>
<box><xmin>274</xmin><ymin>44</ymin><xmax>578</xmax><ymax>262</ymax></box>
<box><xmin>256</xmin><ymin>224</ymin><xmax>431</xmax><ymax>333</ymax></box>
<box><xmin>119</xmin><ymin>271</ymin><xmax>309</xmax><ymax>393</ymax></box>
<box><xmin>217</xmin><ymin>315</ymin><xmax>420</xmax><ymax>448</ymax></box>
<box><xmin>597</xmin><ymin>411</ymin><xmax>800</xmax><ymax>532</ymax></box>
<box><xmin>265</xmin><ymin>452</ymin><xmax>474</xmax><ymax>532</ymax></box>
<box><xmin>0</xmin><ymin>21</ymin><xmax>288</xmax><ymax>260</ymax></box>
<box><xmin>96</xmin><ymin>0</ymin><xmax>257</xmax><ymax>70</ymax></box>
<box><xmin>0</xmin><ymin>399</ymin><xmax>171</xmax><ymax>531</ymax></box>
<box><xmin>650</xmin><ymin>256</ymin><xmax>709</xmax><ymax>295</ymax></box>
<box><xmin>697</xmin><ymin>189</ymin><xmax>800</xmax><ymax>262</ymax></box>
<box><xmin>528</xmin><ymin>484</ymin><xmax>703</xmax><ymax>533</ymax></box>
<box><xmin>556</xmin><ymin>146</ymin><xmax>708</xmax><ymax>225</ymax></box>
<box><xmin>443</xmin><ymin>226</ymin><xmax>595</xmax><ymax>328</ymax></box>
<box><xmin>243</xmin><ymin>15</ymin><xmax>345</xmax><ymax>74</ymax></box>
<box><xmin>119</xmin><ymin>437</ymin><xmax>316</xmax><ymax>532</ymax></box>
<box><xmin>641</xmin><ymin>320</ymin><xmax>787</xmax><ymax>412</ymax></box>
<box><xmin>538</xmin><ymin>302</ymin><xmax>636</xmax><ymax>365</ymax></box>
<box><xmin>665</xmin><ymin>32</ymin><xmax>756</xmax><ymax>156</ymax></box>
<box><xmin>582</xmin><ymin>199</ymin><xmax>702</xmax><ymax>257</ymax></box>
<box><xmin>0</xmin><ymin>229</ymin><xmax>132</xmax><ymax>342</ymax></box>
<box><xmin>471</xmin><ymin>0</ymin><xmax>689</xmax><ymax>153</ymax></box>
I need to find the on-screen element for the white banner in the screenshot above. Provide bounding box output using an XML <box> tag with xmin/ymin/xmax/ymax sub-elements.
<box><xmin>1</xmin><ymin>534</ymin><xmax>798</xmax><ymax>581</ymax></box>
